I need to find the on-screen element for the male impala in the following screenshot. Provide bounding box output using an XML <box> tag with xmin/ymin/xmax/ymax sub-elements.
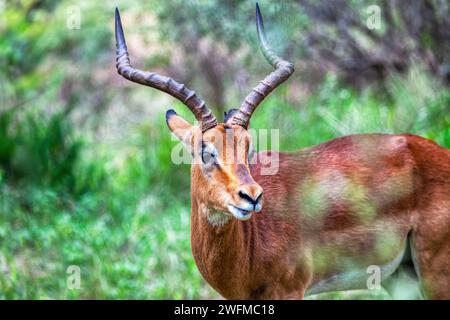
<box><xmin>114</xmin><ymin>5</ymin><xmax>450</xmax><ymax>299</ymax></box>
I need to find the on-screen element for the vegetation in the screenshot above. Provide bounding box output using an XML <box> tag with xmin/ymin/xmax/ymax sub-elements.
<box><xmin>0</xmin><ymin>0</ymin><xmax>448</xmax><ymax>299</ymax></box>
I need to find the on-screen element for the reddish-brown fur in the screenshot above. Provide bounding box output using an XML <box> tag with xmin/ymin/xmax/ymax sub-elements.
<box><xmin>180</xmin><ymin>126</ymin><xmax>450</xmax><ymax>299</ymax></box>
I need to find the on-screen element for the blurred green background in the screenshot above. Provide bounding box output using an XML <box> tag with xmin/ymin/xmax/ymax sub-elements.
<box><xmin>0</xmin><ymin>0</ymin><xmax>449</xmax><ymax>299</ymax></box>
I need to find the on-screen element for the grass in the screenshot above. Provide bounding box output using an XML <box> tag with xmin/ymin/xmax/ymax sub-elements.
<box><xmin>0</xmin><ymin>68</ymin><xmax>449</xmax><ymax>299</ymax></box>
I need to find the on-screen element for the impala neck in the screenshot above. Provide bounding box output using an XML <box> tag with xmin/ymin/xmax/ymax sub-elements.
<box><xmin>190</xmin><ymin>196</ymin><xmax>257</xmax><ymax>298</ymax></box>
<box><xmin>188</xmin><ymin>161</ymin><xmax>308</xmax><ymax>299</ymax></box>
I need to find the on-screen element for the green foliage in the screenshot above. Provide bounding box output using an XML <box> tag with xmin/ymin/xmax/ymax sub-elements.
<box><xmin>251</xmin><ymin>69</ymin><xmax>450</xmax><ymax>152</ymax></box>
<box><xmin>0</xmin><ymin>110</ymin><xmax>107</xmax><ymax>194</ymax></box>
<box><xmin>152</xmin><ymin>0</ymin><xmax>304</xmax><ymax>50</ymax></box>
<box><xmin>1</xmin><ymin>111</ymin><xmax>73</xmax><ymax>186</ymax></box>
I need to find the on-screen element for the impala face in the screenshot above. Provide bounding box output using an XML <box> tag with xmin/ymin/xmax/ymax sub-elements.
<box><xmin>166</xmin><ymin>110</ymin><xmax>263</xmax><ymax>221</ymax></box>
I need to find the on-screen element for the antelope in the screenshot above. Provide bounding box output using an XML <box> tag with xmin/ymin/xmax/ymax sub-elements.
<box><xmin>114</xmin><ymin>4</ymin><xmax>450</xmax><ymax>299</ymax></box>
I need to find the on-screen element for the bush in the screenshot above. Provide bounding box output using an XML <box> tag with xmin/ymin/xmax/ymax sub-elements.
<box><xmin>0</xmin><ymin>110</ymin><xmax>107</xmax><ymax>194</ymax></box>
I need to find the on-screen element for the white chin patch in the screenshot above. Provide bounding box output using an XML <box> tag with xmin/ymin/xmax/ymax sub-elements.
<box><xmin>207</xmin><ymin>212</ymin><xmax>230</xmax><ymax>227</ymax></box>
<box><xmin>227</xmin><ymin>205</ymin><xmax>253</xmax><ymax>221</ymax></box>
<box><xmin>202</xmin><ymin>204</ymin><xmax>231</xmax><ymax>227</ymax></box>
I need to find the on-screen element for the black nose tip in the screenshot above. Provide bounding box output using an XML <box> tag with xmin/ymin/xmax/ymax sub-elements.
<box><xmin>238</xmin><ymin>191</ymin><xmax>262</xmax><ymax>205</ymax></box>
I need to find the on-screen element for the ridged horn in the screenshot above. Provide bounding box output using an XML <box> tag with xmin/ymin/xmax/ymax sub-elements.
<box><xmin>115</xmin><ymin>8</ymin><xmax>217</xmax><ymax>132</ymax></box>
<box><xmin>229</xmin><ymin>3</ymin><xmax>294</xmax><ymax>128</ymax></box>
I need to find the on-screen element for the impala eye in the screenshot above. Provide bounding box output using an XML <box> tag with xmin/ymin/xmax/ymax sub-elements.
<box><xmin>202</xmin><ymin>151</ymin><xmax>214</xmax><ymax>164</ymax></box>
<box><xmin>201</xmin><ymin>146</ymin><xmax>217</xmax><ymax>165</ymax></box>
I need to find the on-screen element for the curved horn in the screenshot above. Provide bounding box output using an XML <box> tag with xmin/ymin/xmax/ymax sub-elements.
<box><xmin>114</xmin><ymin>8</ymin><xmax>217</xmax><ymax>132</ymax></box>
<box><xmin>229</xmin><ymin>3</ymin><xmax>294</xmax><ymax>129</ymax></box>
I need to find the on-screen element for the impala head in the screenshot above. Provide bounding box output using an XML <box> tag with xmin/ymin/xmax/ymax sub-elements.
<box><xmin>114</xmin><ymin>4</ymin><xmax>294</xmax><ymax>221</ymax></box>
<box><xmin>166</xmin><ymin>110</ymin><xmax>263</xmax><ymax>220</ymax></box>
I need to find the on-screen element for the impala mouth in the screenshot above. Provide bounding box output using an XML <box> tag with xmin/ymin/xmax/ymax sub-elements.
<box><xmin>228</xmin><ymin>205</ymin><xmax>253</xmax><ymax>221</ymax></box>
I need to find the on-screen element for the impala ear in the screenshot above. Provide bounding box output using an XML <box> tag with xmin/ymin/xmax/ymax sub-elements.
<box><xmin>224</xmin><ymin>108</ymin><xmax>239</xmax><ymax>123</ymax></box>
<box><xmin>166</xmin><ymin>109</ymin><xmax>195</xmax><ymax>145</ymax></box>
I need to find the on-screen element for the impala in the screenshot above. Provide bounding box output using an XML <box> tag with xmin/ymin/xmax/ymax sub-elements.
<box><xmin>114</xmin><ymin>5</ymin><xmax>450</xmax><ymax>299</ymax></box>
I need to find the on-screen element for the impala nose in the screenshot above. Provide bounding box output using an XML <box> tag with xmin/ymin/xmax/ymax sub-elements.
<box><xmin>238</xmin><ymin>189</ymin><xmax>263</xmax><ymax>212</ymax></box>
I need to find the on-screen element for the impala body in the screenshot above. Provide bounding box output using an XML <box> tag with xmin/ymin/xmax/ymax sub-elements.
<box><xmin>189</xmin><ymin>131</ymin><xmax>450</xmax><ymax>299</ymax></box>
<box><xmin>114</xmin><ymin>5</ymin><xmax>450</xmax><ymax>299</ymax></box>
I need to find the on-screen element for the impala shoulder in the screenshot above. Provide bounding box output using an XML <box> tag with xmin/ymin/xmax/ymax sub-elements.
<box><xmin>310</xmin><ymin>134</ymin><xmax>415</xmax><ymax>160</ymax></box>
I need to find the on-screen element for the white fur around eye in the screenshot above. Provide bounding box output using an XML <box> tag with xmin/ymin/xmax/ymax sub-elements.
<box><xmin>201</xmin><ymin>143</ymin><xmax>218</xmax><ymax>168</ymax></box>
